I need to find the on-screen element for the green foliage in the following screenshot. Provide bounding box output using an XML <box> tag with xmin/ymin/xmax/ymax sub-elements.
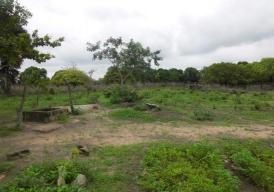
<box><xmin>192</xmin><ymin>109</ymin><xmax>213</xmax><ymax>121</ymax></box>
<box><xmin>0</xmin><ymin>160</ymin><xmax>91</xmax><ymax>192</ymax></box>
<box><xmin>87</xmin><ymin>37</ymin><xmax>162</xmax><ymax>85</ymax></box>
<box><xmin>51</xmin><ymin>68</ymin><xmax>90</xmax><ymax>86</ymax></box>
<box><xmin>184</xmin><ymin>67</ymin><xmax>200</xmax><ymax>83</ymax></box>
<box><xmin>104</xmin><ymin>86</ymin><xmax>141</xmax><ymax>104</ymax></box>
<box><xmin>138</xmin><ymin>143</ymin><xmax>239</xmax><ymax>192</ymax></box>
<box><xmin>20</xmin><ymin>66</ymin><xmax>48</xmax><ymax>86</ymax></box>
<box><xmin>231</xmin><ymin>149</ymin><xmax>274</xmax><ymax>191</ymax></box>
<box><xmin>0</xmin><ymin>0</ymin><xmax>63</xmax><ymax>94</ymax></box>
<box><xmin>201</xmin><ymin>58</ymin><xmax>274</xmax><ymax>86</ymax></box>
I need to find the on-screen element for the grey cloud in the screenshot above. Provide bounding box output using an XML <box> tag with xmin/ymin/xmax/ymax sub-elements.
<box><xmin>20</xmin><ymin>0</ymin><xmax>274</xmax><ymax>79</ymax></box>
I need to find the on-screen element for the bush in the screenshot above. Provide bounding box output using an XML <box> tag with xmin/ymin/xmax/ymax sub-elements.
<box><xmin>138</xmin><ymin>143</ymin><xmax>239</xmax><ymax>192</ymax></box>
<box><xmin>104</xmin><ymin>86</ymin><xmax>141</xmax><ymax>104</ymax></box>
<box><xmin>0</xmin><ymin>160</ymin><xmax>92</xmax><ymax>192</ymax></box>
<box><xmin>192</xmin><ymin>109</ymin><xmax>213</xmax><ymax>121</ymax></box>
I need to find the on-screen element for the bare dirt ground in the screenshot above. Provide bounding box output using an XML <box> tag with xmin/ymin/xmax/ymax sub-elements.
<box><xmin>1</xmin><ymin>105</ymin><xmax>274</xmax><ymax>159</ymax></box>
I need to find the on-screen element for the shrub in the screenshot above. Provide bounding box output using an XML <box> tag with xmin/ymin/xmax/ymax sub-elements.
<box><xmin>0</xmin><ymin>160</ymin><xmax>92</xmax><ymax>192</ymax></box>
<box><xmin>104</xmin><ymin>86</ymin><xmax>141</xmax><ymax>104</ymax></box>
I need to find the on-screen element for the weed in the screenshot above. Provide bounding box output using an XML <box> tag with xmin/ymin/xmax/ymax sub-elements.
<box><xmin>0</xmin><ymin>160</ymin><xmax>92</xmax><ymax>192</ymax></box>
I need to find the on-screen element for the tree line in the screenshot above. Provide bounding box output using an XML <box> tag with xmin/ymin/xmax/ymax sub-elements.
<box><xmin>102</xmin><ymin>59</ymin><xmax>274</xmax><ymax>86</ymax></box>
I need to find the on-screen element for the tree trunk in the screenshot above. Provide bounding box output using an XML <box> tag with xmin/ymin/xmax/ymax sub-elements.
<box><xmin>0</xmin><ymin>76</ymin><xmax>11</xmax><ymax>95</ymax></box>
<box><xmin>36</xmin><ymin>89</ymin><xmax>40</xmax><ymax>107</ymax></box>
<box><xmin>67</xmin><ymin>83</ymin><xmax>75</xmax><ymax>114</ymax></box>
<box><xmin>16</xmin><ymin>85</ymin><xmax>26</xmax><ymax>128</ymax></box>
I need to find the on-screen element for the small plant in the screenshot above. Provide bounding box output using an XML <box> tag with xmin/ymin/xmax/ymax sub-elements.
<box><xmin>192</xmin><ymin>109</ymin><xmax>213</xmax><ymax>121</ymax></box>
<box><xmin>104</xmin><ymin>86</ymin><xmax>141</xmax><ymax>104</ymax></box>
<box><xmin>0</xmin><ymin>160</ymin><xmax>91</xmax><ymax>192</ymax></box>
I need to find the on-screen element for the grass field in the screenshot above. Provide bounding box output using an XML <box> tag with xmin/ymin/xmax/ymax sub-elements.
<box><xmin>1</xmin><ymin>87</ymin><xmax>274</xmax><ymax>128</ymax></box>
<box><xmin>0</xmin><ymin>87</ymin><xmax>273</xmax><ymax>191</ymax></box>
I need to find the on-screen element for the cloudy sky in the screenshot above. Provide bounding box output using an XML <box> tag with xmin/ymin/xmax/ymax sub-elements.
<box><xmin>20</xmin><ymin>0</ymin><xmax>274</xmax><ymax>79</ymax></box>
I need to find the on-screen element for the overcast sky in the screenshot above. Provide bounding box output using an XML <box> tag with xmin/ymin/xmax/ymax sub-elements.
<box><xmin>20</xmin><ymin>0</ymin><xmax>274</xmax><ymax>79</ymax></box>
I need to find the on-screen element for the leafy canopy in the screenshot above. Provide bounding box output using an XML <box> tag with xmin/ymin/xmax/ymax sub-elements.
<box><xmin>87</xmin><ymin>37</ymin><xmax>162</xmax><ymax>84</ymax></box>
<box><xmin>51</xmin><ymin>68</ymin><xmax>91</xmax><ymax>86</ymax></box>
<box><xmin>0</xmin><ymin>0</ymin><xmax>64</xmax><ymax>93</ymax></box>
<box><xmin>20</xmin><ymin>66</ymin><xmax>48</xmax><ymax>86</ymax></box>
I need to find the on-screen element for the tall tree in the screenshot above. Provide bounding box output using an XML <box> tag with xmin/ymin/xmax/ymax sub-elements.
<box><xmin>0</xmin><ymin>0</ymin><xmax>64</xmax><ymax>95</ymax></box>
<box><xmin>87</xmin><ymin>37</ymin><xmax>162</xmax><ymax>87</ymax></box>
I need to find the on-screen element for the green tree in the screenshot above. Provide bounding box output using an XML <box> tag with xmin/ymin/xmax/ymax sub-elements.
<box><xmin>51</xmin><ymin>68</ymin><xmax>90</xmax><ymax>114</ymax></box>
<box><xmin>16</xmin><ymin>66</ymin><xmax>48</xmax><ymax>127</ymax></box>
<box><xmin>184</xmin><ymin>67</ymin><xmax>200</xmax><ymax>83</ymax></box>
<box><xmin>168</xmin><ymin>68</ymin><xmax>184</xmax><ymax>82</ymax></box>
<box><xmin>0</xmin><ymin>0</ymin><xmax>64</xmax><ymax>95</ymax></box>
<box><xmin>87</xmin><ymin>37</ymin><xmax>162</xmax><ymax>87</ymax></box>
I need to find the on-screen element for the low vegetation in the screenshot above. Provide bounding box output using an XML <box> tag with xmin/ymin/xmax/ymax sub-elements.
<box><xmin>0</xmin><ymin>87</ymin><xmax>274</xmax><ymax>132</ymax></box>
<box><xmin>1</xmin><ymin>140</ymin><xmax>273</xmax><ymax>191</ymax></box>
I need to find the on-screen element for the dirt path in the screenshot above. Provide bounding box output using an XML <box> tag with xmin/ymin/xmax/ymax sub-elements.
<box><xmin>1</xmin><ymin>107</ymin><xmax>273</xmax><ymax>157</ymax></box>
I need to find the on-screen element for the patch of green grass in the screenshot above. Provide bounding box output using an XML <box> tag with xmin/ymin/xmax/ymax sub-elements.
<box><xmin>138</xmin><ymin>142</ymin><xmax>240</xmax><ymax>192</ymax></box>
<box><xmin>110</xmin><ymin>108</ymin><xmax>158</xmax><ymax>122</ymax></box>
<box><xmin>219</xmin><ymin>139</ymin><xmax>274</xmax><ymax>192</ymax></box>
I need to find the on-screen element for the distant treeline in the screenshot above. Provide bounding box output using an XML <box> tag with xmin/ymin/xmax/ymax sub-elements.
<box><xmin>102</xmin><ymin>58</ymin><xmax>274</xmax><ymax>86</ymax></box>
